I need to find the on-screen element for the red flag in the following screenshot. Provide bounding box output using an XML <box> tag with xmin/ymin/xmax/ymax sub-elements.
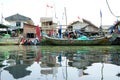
<box><xmin>50</xmin><ymin>6</ymin><xmax>53</xmax><ymax>8</ymax></box>
<box><xmin>78</xmin><ymin>16</ymin><xmax>80</xmax><ymax>19</ymax></box>
<box><xmin>36</xmin><ymin>25</ymin><xmax>41</xmax><ymax>42</ymax></box>
<box><xmin>46</xmin><ymin>4</ymin><xmax>53</xmax><ymax>8</ymax></box>
<box><xmin>46</xmin><ymin>4</ymin><xmax>49</xmax><ymax>7</ymax></box>
<box><xmin>77</xmin><ymin>16</ymin><xmax>83</xmax><ymax>22</ymax></box>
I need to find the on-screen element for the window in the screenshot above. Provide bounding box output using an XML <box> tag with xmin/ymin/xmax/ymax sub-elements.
<box><xmin>27</xmin><ymin>33</ymin><xmax>35</xmax><ymax>38</ymax></box>
<box><xmin>49</xmin><ymin>21</ymin><xmax>52</xmax><ymax>25</ymax></box>
<box><xmin>16</xmin><ymin>22</ymin><xmax>21</xmax><ymax>27</ymax></box>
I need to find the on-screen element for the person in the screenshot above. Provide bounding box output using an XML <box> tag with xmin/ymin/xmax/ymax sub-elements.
<box><xmin>65</xmin><ymin>30</ymin><xmax>69</xmax><ymax>37</ymax></box>
<box><xmin>34</xmin><ymin>38</ymin><xmax>40</xmax><ymax>45</ymax></box>
<box><xmin>58</xmin><ymin>28</ymin><xmax>62</xmax><ymax>38</ymax></box>
<box><xmin>20</xmin><ymin>38</ymin><xmax>26</xmax><ymax>45</ymax></box>
<box><xmin>118</xmin><ymin>26</ymin><xmax>120</xmax><ymax>33</ymax></box>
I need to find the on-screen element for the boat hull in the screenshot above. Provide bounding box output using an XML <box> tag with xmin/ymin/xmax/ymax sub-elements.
<box><xmin>44</xmin><ymin>36</ymin><xmax>111</xmax><ymax>46</ymax></box>
<box><xmin>0</xmin><ymin>37</ymin><xmax>20</xmax><ymax>45</ymax></box>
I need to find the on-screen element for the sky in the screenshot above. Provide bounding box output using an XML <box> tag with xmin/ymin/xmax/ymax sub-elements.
<box><xmin>0</xmin><ymin>0</ymin><xmax>120</xmax><ymax>27</ymax></box>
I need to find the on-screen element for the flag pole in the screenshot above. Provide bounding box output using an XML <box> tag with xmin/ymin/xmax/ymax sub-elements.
<box><xmin>100</xmin><ymin>9</ymin><xmax>102</xmax><ymax>28</ymax></box>
<box><xmin>100</xmin><ymin>9</ymin><xmax>103</xmax><ymax>36</ymax></box>
<box><xmin>64</xmin><ymin>7</ymin><xmax>67</xmax><ymax>26</ymax></box>
<box><xmin>64</xmin><ymin>7</ymin><xmax>68</xmax><ymax>80</ymax></box>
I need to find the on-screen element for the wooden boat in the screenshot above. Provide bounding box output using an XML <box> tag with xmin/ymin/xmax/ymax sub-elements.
<box><xmin>0</xmin><ymin>24</ymin><xmax>20</xmax><ymax>45</ymax></box>
<box><xmin>0</xmin><ymin>37</ymin><xmax>20</xmax><ymax>45</ymax></box>
<box><xmin>44</xmin><ymin>36</ymin><xmax>111</xmax><ymax>46</ymax></box>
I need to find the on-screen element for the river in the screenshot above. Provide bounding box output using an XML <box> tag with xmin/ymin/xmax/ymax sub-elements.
<box><xmin>0</xmin><ymin>45</ymin><xmax>120</xmax><ymax>80</ymax></box>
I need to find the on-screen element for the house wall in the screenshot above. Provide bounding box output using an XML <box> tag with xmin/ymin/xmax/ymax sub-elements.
<box><xmin>40</xmin><ymin>17</ymin><xmax>57</xmax><ymax>35</ymax></box>
<box><xmin>102</xmin><ymin>25</ymin><xmax>111</xmax><ymax>33</ymax></box>
<box><xmin>69</xmin><ymin>22</ymin><xmax>88</xmax><ymax>32</ymax></box>
<box><xmin>40</xmin><ymin>17</ymin><xmax>53</xmax><ymax>22</ymax></box>
<box><xmin>9</xmin><ymin>21</ymin><xmax>24</xmax><ymax>28</ymax></box>
<box><xmin>9</xmin><ymin>21</ymin><xmax>16</xmax><ymax>26</ymax></box>
<box><xmin>67</xmin><ymin>21</ymin><xmax>99</xmax><ymax>36</ymax></box>
<box><xmin>23</xmin><ymin>24</ymin><xmax>36</xmax><ymax>38</ymax></box>
<box><xmin>73</xmin><ymin>22</ymin><xmax>88</xmax><ymax>30</ymax></box>
<box><xmin>85</xmin><ymin>26</ymin><xmax>98</xmax><ymax>32</ymax></box>
<box><xmin>41</xmin><ymin>24</ymin><xmax>57</xmax><ymax>35</ymax></box>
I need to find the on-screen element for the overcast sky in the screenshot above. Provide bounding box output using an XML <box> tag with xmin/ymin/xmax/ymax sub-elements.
<box><xmin>0</xmin><ymin>0</ymin><xmax>120</xmax><ymax>27</ymax></box>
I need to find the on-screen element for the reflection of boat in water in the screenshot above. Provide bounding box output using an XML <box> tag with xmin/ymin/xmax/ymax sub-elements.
<box><xmin>40</xmin><ymin>67</ymin><xmax>58</xmax><ymax>80</ymax></box>
<box><xmin>40</xmin><ymin>68</ymin><xmax>54</xmax><ymax>75</ymax></box>
<box><xmin>69</xmin><ymin>61</ymin><xmax>89</xmax><ymax>69</ymax></box>
<box><xmin>2</xmin><ymin>59</ymin><xmax>16</xmax><ymax>66</ymax></box>
<box><xmin>40</xmin><ymin>67</ymin><xmax>57</xmax><ymax>75</ymax></box>
<box><xmin>40</xmin><ymin>54</ymin><xmax>59</xmax><ymax>75</ymax></box>
<box><xmin>68</xmin><ymin>57</ymin><xmax>90</xmax><ymax>69</ymax></box>
<box><xmin>44</xmin><ymin>35</ymin><xmax>110</xmax><ymax>46</ymax></box>
<box><xmin>68</xmin><ymin>52</ymin><xmax>91</xmax><ymax>70</ymax></box>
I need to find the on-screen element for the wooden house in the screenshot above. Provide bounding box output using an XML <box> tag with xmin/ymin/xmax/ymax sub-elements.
<box><xmin>23</xmin><ymin>23</ymin><xmax>37</xmax><ymax>38</ymax></box>
<box><xmin>40</xmin><ymin>17</ymin><xmax>58</xmax><ymax>35</ymax></box>
<box><xmin>5</xmin><ymin>13</ymin><xmax>34</xmax><ymax>37</ymax></box>
<box><xmin>67</xmin><ymin>19</ymin><xmax>99</xmax><ymax>35</ymax></box>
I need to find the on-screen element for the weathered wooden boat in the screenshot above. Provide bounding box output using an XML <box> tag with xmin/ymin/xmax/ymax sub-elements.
<box><xmin>44</xmin><ymin>36</ymin><xmax>111</xmax><ymax>46</ymax></box>
<box><xmin>0</xmin><ymin>37</ymin><xmax>20</xmax><ymax>45</ymax></box>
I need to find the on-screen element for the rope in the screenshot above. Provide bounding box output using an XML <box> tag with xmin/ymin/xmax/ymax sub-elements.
<box><xmin>106</xmin><ymin>0</ymin><xmax>120</xmax><ymax>18</ymax></box>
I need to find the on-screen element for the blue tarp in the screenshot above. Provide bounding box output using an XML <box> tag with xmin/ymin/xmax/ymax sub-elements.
<box><xmin>75</xmin><ymin>30</ymin><xmax>82</xmax><ymax>34</ymax></box>
<box><xmin>109</xmin><ymin>25</ymin><xmax>120</xmax><ymax>33</ymax></box>
<box><xmin>77</xmin><ymin>35</ymin><xmax>90</xmax><ymax>40</ymax></box>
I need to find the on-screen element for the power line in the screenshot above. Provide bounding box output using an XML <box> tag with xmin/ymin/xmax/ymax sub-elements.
<box><xmin>106</xmin><ymin>0</ymin><xmax>120</xmax><ymax>18</ymax></box>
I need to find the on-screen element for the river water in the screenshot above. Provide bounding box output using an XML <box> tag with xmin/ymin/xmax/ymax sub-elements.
<box><xmin>0</xmin><ymin>45</ymin><xmax>120</xmax><ymax>80</ymax></box>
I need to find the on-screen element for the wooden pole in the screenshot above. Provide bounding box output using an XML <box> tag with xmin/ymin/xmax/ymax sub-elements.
<box><xmin>64</xmin><ymin>7</ymin><xmax>67</xmax><ymax>27</ymax></box>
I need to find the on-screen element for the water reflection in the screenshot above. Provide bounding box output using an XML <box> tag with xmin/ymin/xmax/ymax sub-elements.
<box><xmin>0</xmin><ymin>45</ymin><xmax>120</xmax><ymax>80</ymax></box>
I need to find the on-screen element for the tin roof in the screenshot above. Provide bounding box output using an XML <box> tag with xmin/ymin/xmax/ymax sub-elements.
<box><xmin>5</xmin><ymin>13</ymin><xmax>32</xmax><ymax>21</ymax></box>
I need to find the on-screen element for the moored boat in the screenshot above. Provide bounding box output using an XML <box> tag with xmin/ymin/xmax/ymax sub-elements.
<box><xmin>44</xmin><ymin>35</ymin><xmax>111</xmax><ymax>46</ymax></box>
<box><xmin>0</xmin><ymin>37</ymin><xmax>20</xmax><ymax>45</ymax></box>
<box><xmin>0</xmin><ymin>24</ymin><xmax>20</xmax><ymax>45</ymax></box>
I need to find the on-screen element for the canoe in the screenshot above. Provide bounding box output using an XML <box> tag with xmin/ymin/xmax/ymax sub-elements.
<box><xmin>0</xmin><ymin>37</ymin><xmax>20</xmax><ymax>45</ymax></box>
<box><xmin>44</xmin><ymin>36</ymin><xmax>111</xmax><ymax>46</ymax></box>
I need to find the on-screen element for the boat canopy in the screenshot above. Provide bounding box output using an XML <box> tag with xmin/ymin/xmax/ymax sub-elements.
<box><xmin>0</xmin><ymin>24</ymin><xmax>9</xmax><ymax>28</ymax></box>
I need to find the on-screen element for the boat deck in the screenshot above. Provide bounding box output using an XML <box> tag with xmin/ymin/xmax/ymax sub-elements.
<box><xmin>0</xmin><ymin>37</ymin><xmax>19</xmax><ymax>45</ymax></box>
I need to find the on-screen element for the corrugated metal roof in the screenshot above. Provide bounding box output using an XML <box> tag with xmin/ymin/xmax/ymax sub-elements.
<box><xmin>5</xmin><ymin>13</ymin><xmax>31</xmax><ymax>21</ymax></box>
